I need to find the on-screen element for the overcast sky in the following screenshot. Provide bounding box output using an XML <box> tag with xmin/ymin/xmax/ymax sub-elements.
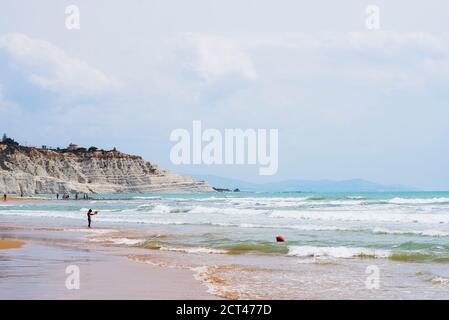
<box><xmin>1</xmin><ymin>1</ymin><xmax>449</xmax><ymax>190</ymax></box>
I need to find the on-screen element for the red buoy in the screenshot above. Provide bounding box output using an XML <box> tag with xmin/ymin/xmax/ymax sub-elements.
<box><xmin>276</xmin><ymin>235</ymin><xmax>285</xmax><ymax>242</ymax></box>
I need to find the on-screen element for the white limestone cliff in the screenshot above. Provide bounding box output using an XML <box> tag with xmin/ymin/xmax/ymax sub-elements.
<box><xmin>0</xmin><ymin>143</ymin><xmax>213</xmax><ymax>194</ymax></box>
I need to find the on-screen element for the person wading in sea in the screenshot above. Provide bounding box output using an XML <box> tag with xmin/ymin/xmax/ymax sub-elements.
<box><xmin>87</xmin><ymin>209</ymin><xmax>98</xmax><ymax>228</ymax></box>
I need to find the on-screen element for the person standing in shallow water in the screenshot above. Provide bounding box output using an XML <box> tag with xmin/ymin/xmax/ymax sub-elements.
<box><xmin>87</xmin><ymin>209</ymin><xmax>98</xmax><ymax>228</ymax></box>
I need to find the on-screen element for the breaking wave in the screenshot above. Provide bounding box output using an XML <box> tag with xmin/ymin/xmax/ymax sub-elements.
<box><xmin>388</xmin><ymin>197</ymin><xmax>449</xmax><ymax>205</ymax></box>
<box><xmin>287</xmin><ymin>245</ymin><xmax>391</xmax><ymax>258</ymax></box>
<box><xmin>373</xmin><ymin>227</ymin><xmax>449</xmax><ymax>237</ymax></box>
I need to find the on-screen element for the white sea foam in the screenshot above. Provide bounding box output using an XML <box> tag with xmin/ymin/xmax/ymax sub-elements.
<box><xmin>4</xmin><ymin>210</ymin><xmax>82</xmax><ymax>219</ymax></box>
<box><xmin>87</xmin><ymin>237</ymin><xmax>144</xmax><ymax>245</ymax></box>
<box><xmin>159</xmin><ymin>246</ymin><xmax>227</xmax><ymax>254</ymax></box>
<box><xmin>191</xmin><ymin>266</ymin><xmax>223</xmax><ymax>296</ymax></box>
<box><xmin>5</xmin><ymin>206</ymin><xmax>449</xmax><ymax>229</ymax></box>
<box><xmin>289</xmin><ymin>225</ymin><xmax>354</xmax><ymax>231</ymax></box>
<box><xmin>64</xmin><ymin>228</ymin><xmax>116</xmax><ymax>234</ymax></box>
<box><xmin>137</xmin><ymin>203</ymin><xmax>153</xmax><ymax>208</ymax></box>
<box><xmin>132</xmin><ymin>196</ymin><xmax>162</xmax><ymax>200</ymax></box>
<box><xmin>222</xmin><ymin>197</ymin><xmax>370</xmax><ymax>207</ymax></box>
<box><xmin>109</xmin><ymin>238</ymin><xmax>144</xmax><ymax>245</ymax></box>
<box><xmin>287</xmin><ymin>245</ymin><xmax>391</xmax><ymax>258</ymax></box>
<box><xmin>224</xmin><ymin>197</ymin><xmax>308</xmax><ymax>207</ymax></box>
<box><xmin>237</xmin><ymin>223</ymin><xmax>354</xmax><ymax>232</ymax></box>
<box><xmin>373</xmin><ymin>227</ymin><xmax>449</xmax><ymax>237</ymax></box>
<box><xmin>270</xmin><ymin>210</ymin><xmax>449</xmax><ymax>224</ymax></box>
<box><xmin>430</xmin><ymin>276</ymin><xmax>449</xmax><ymax>285</ymax></box>
<box><xmin>151</xmin><ymin>204</ymin><xmax>172</xmax><ymax>213</ymax></box>
<box><xmin>189</xmin><ymin>205</ymin><xmax>267</xmax><ymax>215</ymax></box>
<box><xmin>389</xmin><ymin>197</ymin><xmax>449</xmax><ymax>205</ymax></box>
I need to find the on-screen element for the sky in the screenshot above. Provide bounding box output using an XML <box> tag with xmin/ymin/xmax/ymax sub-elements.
<box><xmin>0</xmin><ymin>0</ymin><xmax>449</xmax><ymax>190</ymax></box>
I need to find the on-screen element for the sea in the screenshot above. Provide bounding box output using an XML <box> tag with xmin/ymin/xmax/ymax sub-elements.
<box><xmin>1</xmin><ymin>191</ymin><xmax>449</xmax><ymax>299</ymax></box>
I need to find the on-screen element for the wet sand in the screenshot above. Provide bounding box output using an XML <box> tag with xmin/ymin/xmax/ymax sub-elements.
<box><xmin>2</xmin><ymin>223</ymin><xmax>449</xmax><ymax>299</ymax></box>
<box><xmin>0</xmin><ymin>226</ymin><xmax>218</xmax><ymax>299</ymax></box>
<box><xmin>2</xmin><ymin>196</ymin><xmax>51</xmax><ymax>201</ymax></box>
<box><xmin>0</xmin><ymin>239</ymin><xmax>24</xmax><ymax>249</ymax></box>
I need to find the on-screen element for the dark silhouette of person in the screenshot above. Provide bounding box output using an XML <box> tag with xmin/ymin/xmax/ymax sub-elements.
<box><xmin>56</xmin><ymin>193</ymin><xmax>59</xmax><ymax>200</ymax></box>
<box><xmin>3</xmin><ymin>194</ymin><xmax>6</xmax><ymax>201</ymax></box>
<box><xmin>87</xmin><ymin>209</ymin><xmax>98</xmax><ymax>228</ymax></box>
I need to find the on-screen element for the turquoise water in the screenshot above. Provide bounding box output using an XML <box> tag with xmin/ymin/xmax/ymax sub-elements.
<box><xmin>2</xmin><ymin>191</ymin><xmax>449</xmax><ymax>261</ymax></box>
<box><xmin>2</xmin><ymin>191</ymin><xmax>449</xmax><ymax>298</ymax></box>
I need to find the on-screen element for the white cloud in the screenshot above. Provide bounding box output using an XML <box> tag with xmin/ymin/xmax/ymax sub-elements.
<box><xmin>167</xmin><ymin>32</ymin><xmax>449</xmax><ymax>96</ymax></box>
<box><xmin>234</xmin><ymin>31</ymin><xmax>448</xmax><ymax>56</ymax></box>
<box><xmin>342</xmin><ymin>32</ymin><xmax>448</xmax><ymax>56</ymax></box>
<box><xmin>186</xmin><ymin>34</ymin><xmax>258</xmax><ymax>81</ymax></box>
<box><xmin>0</xmin><ymin>33</ymin><xmax>121</xmax><ymax>96</ymax></box>
<box><xmin>0</xmin><ymin>84</ymin><xmax>19</xmax><ymax>113</ymax></box>
<box><xmin>422</xmin><ymin>57</ymin><xmax>449</xmax><ymax>78</ymax></box>
<box><xmin>248</xmin><ymin>32</ymin><xmax>449</xmax><ymax>90</ymax></box>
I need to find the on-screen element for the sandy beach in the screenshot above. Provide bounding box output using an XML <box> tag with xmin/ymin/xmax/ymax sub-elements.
<box><xmin>2</xmin><ymin>196</ymin><xmax>52</xmax><ymax>202</ymax></box>
<box><xmin>0</xmin><ymin>225</ymin><xmax>217</xmax><ymax>300</ymax></box>
<box><xmin>0</xmin><ymin>239</ymin><xmax>24</xmax><ymax>249</ymax></box>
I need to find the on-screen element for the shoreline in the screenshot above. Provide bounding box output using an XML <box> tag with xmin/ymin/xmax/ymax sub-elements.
<box><xmin>2</xmin><ymin>196</ymin><xmax>149</xmax><ymax>202</ymax></box>
<box><xmin>2</xmin><ymin>190</ymin><xmax>449</xmax><ymax>299</ymax></box>
<box><xmin>2</xmin><ymin>196</ymin><xmax>53</xmax><ymax>201</ymax></box>
<box><xmin>3</xmin><ymin>222</ymin><xmax>449</xmax><ymax>299</ymax></box>
<box><xmin>0</xmin><ymin>225</ymin><xmax>219</xmax><ymax>300</ymax></box>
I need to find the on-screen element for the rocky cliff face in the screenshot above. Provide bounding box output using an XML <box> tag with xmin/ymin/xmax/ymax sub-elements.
<box><xmin>0</xmin><ymin>144</ymin><xmax>212</xmax><ymax>194</ymax></box>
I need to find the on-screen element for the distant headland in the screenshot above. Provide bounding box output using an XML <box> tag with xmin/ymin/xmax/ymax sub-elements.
<box><xmin>0</xmin><ymin>134</ymin><xmax>212</xmax><ymax>194</ymax></box>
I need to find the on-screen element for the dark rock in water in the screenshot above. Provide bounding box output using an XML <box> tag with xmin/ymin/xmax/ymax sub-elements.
<box><xmin>212</xmin><ymin>187</ymin><xmax>232</xmax><ymax>192</ymax></box>
<box><xmin>233</xmin><ymin>188</ymin><xmax>240</xmax><ymax>192</ymax></box>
